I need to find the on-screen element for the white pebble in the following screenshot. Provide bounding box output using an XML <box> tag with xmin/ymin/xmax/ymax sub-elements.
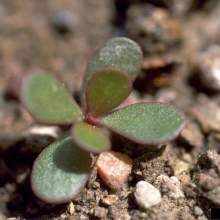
<box><xmin>24</xmin><ymin>125</ymin><xmax>59</xmax><ymax>138</ymax></box>
<box><xmin>134</xmin><ymin>181</ymin><xmax>161</xmax><ymax>209</ymax></box>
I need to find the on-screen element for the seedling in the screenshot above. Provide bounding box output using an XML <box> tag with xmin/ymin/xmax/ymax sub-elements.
<box><xmin>21</xmin><ymin>37</ymin><xmax>185</xmax><ymax>203</ymax></box>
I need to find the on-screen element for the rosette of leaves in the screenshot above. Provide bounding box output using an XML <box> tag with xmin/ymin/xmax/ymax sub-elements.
<box><xmin>21</xmin><ymin>37</ymin><xmax>185</xmax><ymax>203</ymax></box>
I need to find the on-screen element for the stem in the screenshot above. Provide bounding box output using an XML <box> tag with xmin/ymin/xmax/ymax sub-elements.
<box><xmin>86</xmin><ymin>114</ymin><xmax>99</xmax><ymax>126</ymax></box>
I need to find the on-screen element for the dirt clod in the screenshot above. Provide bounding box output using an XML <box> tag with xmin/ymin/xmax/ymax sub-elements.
<box><xmin>192</xmin><ymin>150</ymin><xmax>220</xmax><ymax>207</ymax></box>
<box><xmin>155</xmin><ymin>175</ymin><xmax>184</xmax><ymax>200</ymax></box>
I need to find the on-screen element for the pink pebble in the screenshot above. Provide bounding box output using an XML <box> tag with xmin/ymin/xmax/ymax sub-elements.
<box><xmin>95</xmin><ymin>151</ymin><xmax>133</xmax><ymax>190</ymax></box>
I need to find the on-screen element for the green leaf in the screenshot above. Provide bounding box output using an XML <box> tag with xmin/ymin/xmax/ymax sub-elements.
<box><xmin>81</xmin><ymin>37</ymin><xmax>143</xmax><ymax>106</ymax></box>
<box><xmin>72</xmin><ymin>122</ymin><xmax>111</xmax><ymax>153</ymax></box>
<box><xmin>31</xmin><ymin>136</ymin><xmax>91</xmax><ymax>203</ymax></box>
<box><xmin>21</xmin><ymin>72</ymin><xmax>83</xmax><ymax>124</ymax></box>
<box><xmin>99</xmin><ymin>103</ymin><xmax>185</xmax><ymax>145</ymax></box>
<box><xmin>86</xmin><ymin>67</ymin><xmax>132</xmax><ymax>117</ymax></box>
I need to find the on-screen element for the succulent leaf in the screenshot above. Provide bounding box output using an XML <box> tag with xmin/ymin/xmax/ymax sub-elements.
<box><xmin>31</xmin><ymin>136</ymin><xmax>91</xmax><ymax>203</ymax></box>
<box><xmin>86</xmin><ymin>67</ymin><xmax>132</xmax><ymax>117</ymax></box>
<box><xmin>72</xmin><ymin>122</ymin><xmax>111</xmax><ymax>153</ymax></box>
<box><xmin>81</xmin><ymin>37</ymin><xmax>143</xmax><ymax>106</ymax></box>
<box><xmin>21</xmin><ymin>72</ymin><xmax>83</xmax><ymax>124</ymax></box>
<box><xmin>99</xmin><ymin>103</ymin><xmax>185</xmax><ymax>145</ymax></box>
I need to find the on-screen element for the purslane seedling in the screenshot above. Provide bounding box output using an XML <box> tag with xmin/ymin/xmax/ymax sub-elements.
<box><xmin>21</xmin><ymin>37</ymin><xmax>185</xmax><ymax>203</ymax></box>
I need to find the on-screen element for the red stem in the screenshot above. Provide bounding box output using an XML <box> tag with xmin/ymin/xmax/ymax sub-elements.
<box><xmin>86</xmin><ymin>114</ymin><xmax>99</xmax><ymax>126</ymax></box>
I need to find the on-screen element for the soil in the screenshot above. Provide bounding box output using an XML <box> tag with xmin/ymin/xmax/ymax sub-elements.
<box><xmin>0</xmin><ymin>0</ymin><xmax>220</xmax><ymax>219</ymax></box>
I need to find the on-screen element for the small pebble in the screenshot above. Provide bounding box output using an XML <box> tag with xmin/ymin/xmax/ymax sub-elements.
<box><xmin>179</xmin><ymin>174</ymin><xmax>191</xmax><ymax>185</ymax></box>
<box><xmin>196</xmin><ymin>45</ymin><xmax>220</xmax><ymax>91</ymax></box>
<box><xmin>123</xmin><ymin>213</ymin><xmax>131</xmax><ymax>220</ymax></box>
<box><xmin>68</xmin><ymin>202</ymin><xmax>75</xmax><ymax>215</ymax></box>
<box><xmin>60</xmin><ymin>213</ymin><xmax>67</xmax><ymax>219</ymax></box>
<box><xmin>95</xmin><ymin>151</ymin><xmax>133</xmax><ymax>190</ymax></box>
<box><xmin>52</xmin><ymin>10</ymin><xmax>79</xmax><ymax>34</ymax></box>
<box><xmin>182</xmin><ymin>153</ymin><xmax>192</xmax><ymax>164</ymax></box>
<box><xmin>134</xmin><ymin>181</ymin><xmax>161</xmax><ymax>209</ymax></box>
<box><xmin>92</xmin><ymin>181</ymin><xmax>100</xmax><ymax>189</ymax></box>
<box><xmin>16</xmin><ymin>172</ymin><xmax>28</xmax><ymax>184</ymax></box>
<box><xmin>93</xmin><ymin>206</ymin><xmax>108</xmax><ymax>218</ymax></box>
<box><xmin>25</xmin><ymin>125</ymin><xmax>59</xmax><ymax>138</ymax></box>
<box><xmin>0</xmin><ymin>213</ymin><xmax>5</xmax><ymax>220</ymax></box>
<box><xmin>208</xmin><ymin>132</ymin><xmax>220</xmax><ymax>153</ymax></box>
<box><xmin>174</xmin><ymin>160</ymin><xmax>189</xmax><ymax>176</ymax></box>
<box><xmin>5</xmin><ymin>183</ymin><xmax>16</xmax><ymax>193</ymax></box>
<box><xmin>102</xmin><ymin>194</ymin><xmax>118</xmax><ymax>205</ymax></box>
<box><xmin>194</xmin><ymin>206</ymin><xmax>203</xmax><ymax>216</ymax></box>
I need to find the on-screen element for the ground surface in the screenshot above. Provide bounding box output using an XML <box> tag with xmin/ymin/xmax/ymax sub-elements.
<box><xmin>0</xmin><ymin>0</ymin><xmax>220</xmax><ymax>219</ymax></box>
